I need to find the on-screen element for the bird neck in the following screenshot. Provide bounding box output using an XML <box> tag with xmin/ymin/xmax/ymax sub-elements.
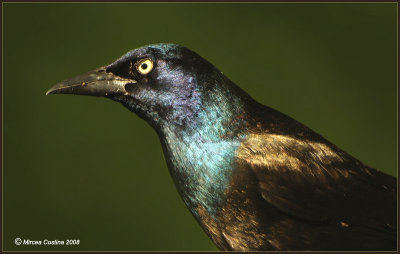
<box><xmin>158</xmin><ymin>81</ymin><xmax>251</xmax><ymax>218</ymax></box>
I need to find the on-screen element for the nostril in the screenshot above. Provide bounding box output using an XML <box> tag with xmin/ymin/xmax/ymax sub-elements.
<box><xmin>125</xmin><ymin>83</ymin><xmax>138</xmax><ymax>94</ymax></box>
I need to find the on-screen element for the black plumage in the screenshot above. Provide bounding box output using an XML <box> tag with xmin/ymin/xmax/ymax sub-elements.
<box><xmin>47</xmin><ymin>43</ymin><xmax>396</xmax><ymax>251</ymax></box>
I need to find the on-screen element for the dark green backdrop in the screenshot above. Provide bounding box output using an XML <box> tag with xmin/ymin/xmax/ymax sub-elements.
<box><xmin>3</xmin><ymin>2</ymin><xmax>397</xmax><ymax>251</ymax></box>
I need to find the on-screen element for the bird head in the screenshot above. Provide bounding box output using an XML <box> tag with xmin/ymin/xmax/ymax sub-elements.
<box><xmin>47</xmin><ymin>43</ymin><xmax>243</xmax><ymax>129</ymax></box>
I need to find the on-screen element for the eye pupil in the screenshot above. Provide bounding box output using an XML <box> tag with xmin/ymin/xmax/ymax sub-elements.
<box><xmin>141</xmin><ymin>63</ymin><xmax>148</xmax><ymax>70</ymax></box>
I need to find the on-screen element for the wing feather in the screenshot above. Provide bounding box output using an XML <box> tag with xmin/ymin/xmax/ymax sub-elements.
<box><xmin>236</xmin><ymin>133</ymin><xmax>396</xmax><ymax>232</ymax></box>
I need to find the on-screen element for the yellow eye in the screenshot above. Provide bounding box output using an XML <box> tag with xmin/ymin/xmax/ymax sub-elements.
<box><xmin>136</xmin><ymin>58</ymin><xmax>154</xmax><ymax>75</ymax></box>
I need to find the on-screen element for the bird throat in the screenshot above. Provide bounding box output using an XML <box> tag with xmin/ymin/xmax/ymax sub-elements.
<box><xmin>159</xmin><ymin>90</ymin><xmax>249</xmax><ymax>218</ymax></box>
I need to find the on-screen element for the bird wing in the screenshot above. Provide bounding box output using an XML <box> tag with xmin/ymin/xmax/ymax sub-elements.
<box><xmin>236</xmin><ymin>133</ymin><xmax>396</xmax><ymax>228</ymax></box>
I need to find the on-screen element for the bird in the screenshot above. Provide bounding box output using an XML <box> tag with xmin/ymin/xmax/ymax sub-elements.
<box><xmin>46</xmin><ymin>43</ymin><xmax>396</xmax><ymax>251</ymax></box>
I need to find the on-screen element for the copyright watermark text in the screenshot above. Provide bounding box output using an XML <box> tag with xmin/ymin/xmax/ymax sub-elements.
<box><xmin>14</xmin><ymin>238</ymin><xmax>80</xmax><ymax>246</ymax></box>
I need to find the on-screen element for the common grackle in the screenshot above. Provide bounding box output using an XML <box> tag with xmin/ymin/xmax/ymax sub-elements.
<box><xmin>47</xmin><ymin>44</ymin><xmax>396</xmax><ymax>251</ymax></box>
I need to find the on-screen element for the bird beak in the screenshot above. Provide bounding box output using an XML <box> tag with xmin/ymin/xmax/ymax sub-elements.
<box><xmin>46</xmin><ymin>67</ymin><xmax>136</xmax><ymax>96</ymax></box>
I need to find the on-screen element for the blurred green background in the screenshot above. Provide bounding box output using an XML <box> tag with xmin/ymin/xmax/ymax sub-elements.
<box><xmin>3</xmin><ymin>2</ymin><xmax>397</xmax><ymax>251</ymax></box>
